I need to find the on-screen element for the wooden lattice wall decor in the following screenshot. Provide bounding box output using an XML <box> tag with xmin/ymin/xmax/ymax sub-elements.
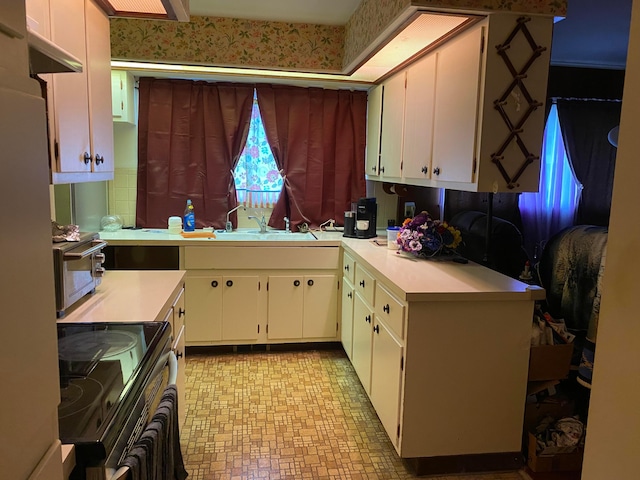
<box><xmin>491</xmin><ymin>17</ymin><xmax>547</xmax><ymax>189</ymax></box>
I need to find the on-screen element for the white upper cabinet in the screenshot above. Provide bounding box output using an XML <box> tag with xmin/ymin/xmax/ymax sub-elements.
<box><xmin>431</xmin><ymin>26</ymin><xmax>483</xmax><ymax>184</ymax></box>
<box><xmin>378</xmin><ymin>72</ymin><xmax>405</xmax><ymax>179</ymax></box>
<box><xmin>365</xmin><ymin>13</ymin><xmax>553</xmax><ymax>193</ymax></box>
<box><xmin>365</xmin><ymin>84</ymin><xmax>383</xmax><ymax>177</ymax></box>
<box><xmin>112</xmin><ymin>70</ymin><xmax>136</xmax><ymax>124</ymax></box>
<box><xmin>402</xmin><ymin>54</ymin><xmax>437</xmax><ymax>182</ymax></box>
<box><xmin>48</xmin><ymin>0</ymin><xmax>113</xmax><ymax>184</ymax></box>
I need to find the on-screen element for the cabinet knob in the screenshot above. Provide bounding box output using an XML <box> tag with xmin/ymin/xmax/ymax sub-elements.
<box><xmin>383</xmin><ymin>304</ymin><xmax>390</xmax><ymax>314</ymax></box>
<box><xmin>359</xmin><ymin>280</ymin><xmax>365</xmax><ymax>288</ymax></box>
<box><xmin>176</xmin><ymin>351</ymin><xmax>184</xmax><ymax>359</ymax></box>
<box><xmin>211</xmin><ymin>280</ymin><xmax>218</xmax><ymax>288</ymax></box>
<box><xmin>226</xmin><ymin>280</ymin><xmax>233</xmax><ymax>287</ymax></box>
<box><xmin>421</xmin><ymin>166</ymin><xmax>428</xmax><ymax>174</ymax></box>
<box><xmin>379</xmin><ymin>166</ymin><xmax>385</xmax><ymax>174</ymax></box>
<box><xmin>178</xmin><ymin>307</ymin><xmax>185</xmax><ymax>317</ymax></box>
<box><xmin>347</xmin><ymin>292</ymin><xmax>352</xmax><ymax>299</ymax></box>
<box><xmin>371</xmin><ymin>166</ymin><xmax>377</xmax><ymax>172</ymax></box>
<box><xmin>307</xmin><ymin>279</ymin><xmax>314</xmax><ymax>286</ymax></box>
<box><xmin>95</xmin><ymin>154</ymin><xmax>104</xmax><ymax>165</ymax></box>
<box><xmin>373</xmin><ymin>324</ymin><xmax>380</xmax><ymax>334</ymax></box>
<box><xmin>365</xmin><ymin>315</ymin><xmax>371</xmax><ymax>324</ymax></box>
<box><xmin>83</xmin><ymin>152</ymin><xmax>91</xmax><ymax>164</ymax></box>
<box><xmin>294</xmin><ymin>280</ymin><xmax>300</xmax><ymax>287</ymax></box>
<box><xmin>344</xmin><ymin>264</ymin><xmax>349</xmax><ymax>271</ymax></box>
<box><xmin>433</xmin><ymin>167</ymin><xmax>441</xmax><ymax>176</ymax></box>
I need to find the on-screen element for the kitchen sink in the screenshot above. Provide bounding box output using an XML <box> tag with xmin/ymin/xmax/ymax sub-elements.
<box><xmin>214</xmin><ymin>230</ymin><xmax>317</xmax><ymax>241</ymax></box>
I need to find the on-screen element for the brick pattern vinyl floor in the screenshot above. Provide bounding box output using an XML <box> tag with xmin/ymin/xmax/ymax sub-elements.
<box><xmin>180</xmin><ymin>347</ymin><xmax>532</xmax><ymax>480</ymax></box>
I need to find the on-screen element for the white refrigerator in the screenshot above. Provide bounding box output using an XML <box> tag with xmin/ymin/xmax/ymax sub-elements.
<box><xmin>0</xmin><ymin>1</ymin><xmax>64</xmax><ymax>478</ymax></box>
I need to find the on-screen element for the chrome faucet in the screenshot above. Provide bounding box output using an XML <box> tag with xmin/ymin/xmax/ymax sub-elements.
<box><xmin>225</xmin><ymin>205</ymin><xmax>245</xmax><ymax>232</ymax></box>
<box><xmin>284</xmin><ymin>217</ymin><xmax>290</xmax><ymax>233</ymax></box>
<box><xmin>248</xmin><ymin>214</ymin><xmax>268</xmax><ymax>233</ymax></box>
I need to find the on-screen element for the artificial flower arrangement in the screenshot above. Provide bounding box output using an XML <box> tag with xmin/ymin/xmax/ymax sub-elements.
<box><xmin>396</xmin><ymin>210</ymin><xmax>462</xmax><ymax>258</ymax></box>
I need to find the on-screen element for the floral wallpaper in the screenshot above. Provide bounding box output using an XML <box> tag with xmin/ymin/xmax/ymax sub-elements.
<box><xmin>343</xmin><ymin>0</ymin><xmax>411</xmax><ymax>70</ymax></box>
<box><xmin>110</xmin><ymin>16</ymin><xmax>345</xmax><ymax>72</ymax></box>
<box><xmin>109</xmin><ymin>0</ymin><xmax>566</xmax><ymax>74</ymax></box>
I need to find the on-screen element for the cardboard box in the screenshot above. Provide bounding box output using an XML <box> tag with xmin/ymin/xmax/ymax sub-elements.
<box><xmin>528</xmin><ymin>343</ymin><xmax>574</xmax><ymax>381</ymax></box>
<box><xmin>527</xmin><ymin>432</ymin><xmax>584</xmax><ymax>472</ymax></box>
<box><xmin>523</xmin><ymin>397</ymin><xmax>575</xmax><ymax>432</ymax></box>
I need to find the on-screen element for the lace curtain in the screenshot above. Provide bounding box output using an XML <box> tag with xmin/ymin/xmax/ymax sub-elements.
<box><xmin>234</xmin><ymin>93</ymin><xmax>283</xmax><ymax>208</ymax></box>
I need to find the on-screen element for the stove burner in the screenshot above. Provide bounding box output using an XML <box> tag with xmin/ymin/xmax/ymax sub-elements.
<box><xmin>58</xmin><ymin>330</ymin><xmax>139</xmax><ymax>362</ymax></box>
<box><xmin>59</xmin><ymin>376</ymin><xmax>104</xmax><ymax>419</ymax></box>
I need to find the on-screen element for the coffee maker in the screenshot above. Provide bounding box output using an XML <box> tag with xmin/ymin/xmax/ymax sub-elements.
<box><xmin>355</xmin><ymin>197</ymin><xmax>377</xmax><ymax>239</ymax></box>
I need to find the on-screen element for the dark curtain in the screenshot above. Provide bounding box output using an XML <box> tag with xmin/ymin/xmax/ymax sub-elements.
<box><xmin>255</xmin><ymin>84</ymin><xmax>367</xmax><ymax>230</ymax></box>
<box><xmin>137</xmin><ymin>78</ymin><xmax>254</xmax><ymax>228</ymax></box>
<box><xmin>556</xmin><ymin>99</ymin><xmax>621</xmax><ymax>226</ymax></box>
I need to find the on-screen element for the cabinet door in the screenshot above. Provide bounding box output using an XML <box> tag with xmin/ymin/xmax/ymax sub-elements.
<box><xmin>379</xmin><ymin>72</ymin><xmax>405</xmax><ymax>178</ymax></box>
<box><xmin>341</xmin><ymin>277</ymin><xmax>355</xmax><ymax>360</ymax></box>
<box><xmin>352</xmin><ymin>294</ymin><xmax>374</xmax><ymax>395</ymax></box>
<box><xmin>49</xmin><ymin>0</ymin><xmax>91</xmax><ymax>174</ymax></box>
<box><xmin>111</xmin><ymin>70</ymin><xmax>135</xmax><ymax>123</ymax></box>
<box><xmin>365</xmin><ymin>84</ymin><xmax>383</xmax><ymax>177</ymax></box>
<box><xmin>25</xmin><ymin>0</ymin><xmax>51</xmax><ymax>37</ymax></box>
<box><xmin>302</xmin><ymin>274</ymin><xmax>337</xmax><ymax>339</ymax></box>
<box><xmin>370</xmin><ymin>320</ymin><xmax>404</xmax><ymax>447</ymax></box>
<box><xmin>402</xmin><ymin>54</ymin><xmax>436</xmax><ymax>181</ymax></box>
<box><xmin>267</xmin><ymin>275</ymin><xmax>304</xmax><ymax>340</ymax></box>
<box><xmin>185</xmin><ymin>276</ymin><xmax>222</xmax><ymax>343</ymax></box>
<box><xmin>431</xmin><ymin>27</ymin><xmax>483</xmax><ymax>183</ymax></box>
<box><xmin>85</xmin><ymin>0</ymin><xmax>113</xmax><ymax>175</ymax></box>
<box><xmin>221</xmin><ymin>275</ymin><xmax>260</xmax><ymax>341</ymax></box>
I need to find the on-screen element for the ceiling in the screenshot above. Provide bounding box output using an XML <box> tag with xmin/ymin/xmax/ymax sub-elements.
<box><xmin>189</xmin><ymin>0</ymin><xmax>633</xmax><ymax>70</ymax></box>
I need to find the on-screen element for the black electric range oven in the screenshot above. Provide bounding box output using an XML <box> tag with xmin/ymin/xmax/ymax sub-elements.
<box><xmin>57</xmin><ymin>321</ymin><xmax>175</xmax><ymax>480</ymax></box>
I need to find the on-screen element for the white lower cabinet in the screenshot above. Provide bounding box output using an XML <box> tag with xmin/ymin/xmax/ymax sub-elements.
<box><xmin>183</xmin><ymin>246</ymin><xmax>340</xmax><ymax>345</ymax></box>
<box><xmin>267</xmin><ymin>274</ymin><xmax>338</xmax><ymax>340</ymax></box>
<box><xmin>158</xmin><ymin>283</ymin><xmax>187</xmax><ymax>429</ymax></box>
<box><xmin>351</xmin><ymin>293</ymin><xmax>374</xmax><ymax>395</ymax></box>
<box><xmin>341</xmin><ymin>247</ymin><xmax>536</xmax><ymax>462</ymax></box>
<box><xmin>340</xmin><ymin>277</ymin><xmax>355</xmax><ymax>359</ymax></box>
<box><xmin>370</xmin><ymin>318</ymin><xmax>403</xmax><ymax>447</ymax></box>
<box><xmin>185</xmin><ymin>274</ymin><xmax>260</xmax><ymax>344</ymax></box>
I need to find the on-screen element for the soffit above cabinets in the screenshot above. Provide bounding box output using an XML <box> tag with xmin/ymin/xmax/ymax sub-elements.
<box><xmin>95</xmin><ymin>0</ymin><xmax>190</xmax><ymax>21</ymax></box>
<box><xmin>350</xmin><ymin>12</ymin><xmax>477</xmax><ymax>82</ymax></box>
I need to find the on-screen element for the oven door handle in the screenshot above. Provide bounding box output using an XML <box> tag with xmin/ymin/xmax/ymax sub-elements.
<box><xmin>63</xmin><ymin>240</ymin><xmax>108</xmax><ymax>260</ymax></box>
<box><xmin>168</xmin><ymin>350</ymin><xmax>178</xmax><ymax>385</ymax></box>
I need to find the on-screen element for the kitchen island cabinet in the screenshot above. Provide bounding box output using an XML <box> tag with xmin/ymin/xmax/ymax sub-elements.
<box><xmin>340</xmin><ymin>238</ymin><xmax>544</xmax><ymax>473</ymax></box>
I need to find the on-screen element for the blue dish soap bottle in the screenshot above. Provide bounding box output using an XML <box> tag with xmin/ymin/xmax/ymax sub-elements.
<box><xmin>184</xmin><ymin>199</ymin><xmax>195</xmax><ymax>232</ymax></box>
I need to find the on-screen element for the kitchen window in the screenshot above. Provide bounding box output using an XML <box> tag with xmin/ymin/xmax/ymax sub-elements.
<box><xmin>234</xmin><ymin>91</ymin><xmax>283</xmax><ymax>208</ymax></box>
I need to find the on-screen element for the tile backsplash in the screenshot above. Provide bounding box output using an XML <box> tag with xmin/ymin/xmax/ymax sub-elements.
<box><xmin>108</xmin><ymin>168</ymin><xmax>137</xmax><ymax>227</ymax></box>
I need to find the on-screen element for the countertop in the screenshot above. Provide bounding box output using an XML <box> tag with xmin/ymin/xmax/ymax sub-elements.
<box><xmin>98</xmin><ymin>228</ymin><xmax>342</xmax><ymax>246</ymax></box>
<box><xmin>57</xmin><ymin>270</ymin><xmax>186</xmax><ymax>323</ymax></box>
<box><xmin>97</xmin><ymin>229</ymin><xmax>543</xmax><ymax>303</ymax></box>
<box><xmin>340</xmin><ymin>236</ymin><xmax>544</xmax><ymax>302</ymax></box>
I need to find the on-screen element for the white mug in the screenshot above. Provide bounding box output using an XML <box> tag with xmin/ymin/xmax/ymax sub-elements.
<box><xmin>356</xmin><ymin>220</ymin><xmax>369</xmax><ymax>231</ymax></box>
